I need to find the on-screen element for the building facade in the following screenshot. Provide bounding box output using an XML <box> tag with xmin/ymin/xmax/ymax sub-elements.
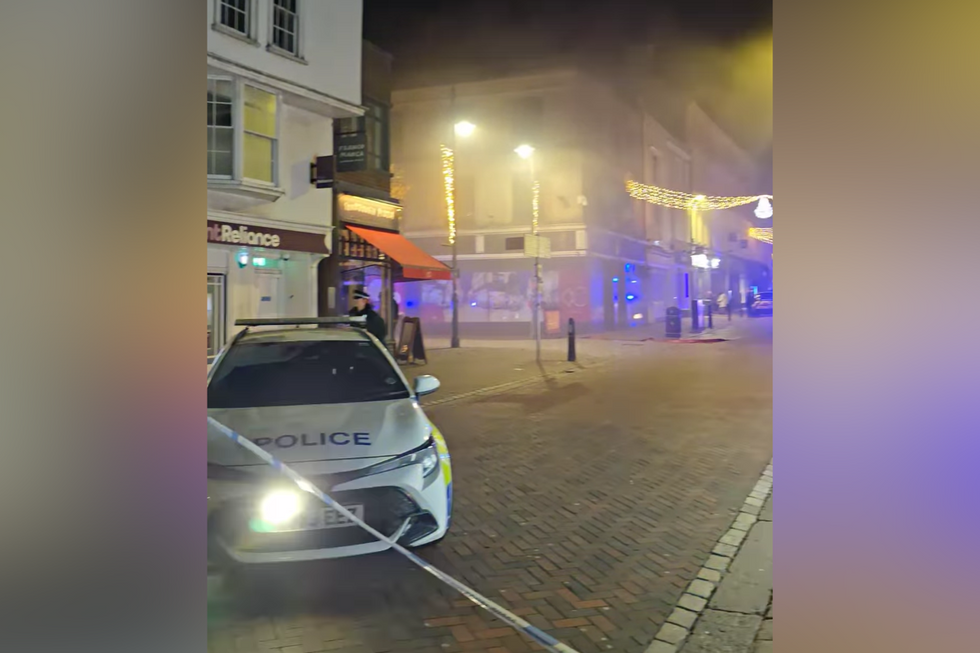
<box><xmin>391</xmin><ymin>69</ymin><xmax>666</xmax><ymax>336</ymax></box>
<box><xmin>321</xmin><ymin>42</ymin><xmax>450</xmax><ymax>342</ymax></box>
<box><xmin>206</xmin><ymin>0</ymin><xmax>363</xmax><ymax>361</ymax></box>
<box><xmin>684</xmin><ymin>105</ymin><xmax>773</xmax><ymax>305</ymax></box>
<box><xmin>638</xmin><ymin>111</ymin><xmax>696</xmax><ymax>321</ymax></box>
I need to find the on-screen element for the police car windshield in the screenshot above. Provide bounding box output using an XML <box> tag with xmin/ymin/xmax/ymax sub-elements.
<box><xmin>208</xmin><ymin>340</ymin><xmax>410</xmax><ymax>409</ymax></box>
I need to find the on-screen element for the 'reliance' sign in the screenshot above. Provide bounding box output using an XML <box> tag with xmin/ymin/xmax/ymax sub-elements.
<box><xmin>337</xmin><ymin>193</ymin><xmax>402</xmax><ymax>230</ymax></box>
<box><xmin>207</xmin><ymin>220</ymin><xmax>329</xmax><ymax>254</ymax></box>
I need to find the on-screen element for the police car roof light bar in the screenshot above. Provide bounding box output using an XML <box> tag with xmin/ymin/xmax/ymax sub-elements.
<box><xmin>234</xmin><ymin>317</ymin><xmax>367</xmax><ymax>327</ymax></box>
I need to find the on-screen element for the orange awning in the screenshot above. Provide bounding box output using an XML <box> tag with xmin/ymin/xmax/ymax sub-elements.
<box><xmin>346</xmin><ymin>225</ymin><xmax>452</xmax><ymax>281</ymax></box>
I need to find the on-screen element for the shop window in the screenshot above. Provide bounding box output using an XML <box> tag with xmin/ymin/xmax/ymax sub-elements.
<box><xmin>207</xmin><ymin>274</ymin><xmax>226</xmax><ymax>361</ymax></box>
<box><xmin>207</xmin><ymin>77</ymin><xmax>279</xmax><ymax>185</ymax></box>
<box><xmin>504</xmin><ymin>236</ymin><xmax>525</xmax><ymax>251</ymax></box>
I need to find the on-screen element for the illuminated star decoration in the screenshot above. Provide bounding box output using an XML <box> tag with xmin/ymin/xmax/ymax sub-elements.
<box><xmin>748</xmin><ymin>227</ymin><xmax>773</xmax><ymax>244</ymax></box>
<box><xmin>440</xmin><ymin>145</ymin><xmax>456</xmax><ymax>245</ymax></box>
<box><xmin>626</xmin><ymin>180</ymin><xmax>773</xmax><ymax>214</ymax></box>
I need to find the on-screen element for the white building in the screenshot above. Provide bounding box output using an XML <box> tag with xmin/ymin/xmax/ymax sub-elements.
<box><xmin>207</xmin><ymin>0</ymin><xmax>363</xmax><ymax>361</ymax></box>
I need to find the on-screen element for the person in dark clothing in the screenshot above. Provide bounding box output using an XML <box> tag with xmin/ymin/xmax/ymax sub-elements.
<box><xmin>349</xmin><ymin>289</ymin><xmax>387</xmax><ymax>343</ymax></box>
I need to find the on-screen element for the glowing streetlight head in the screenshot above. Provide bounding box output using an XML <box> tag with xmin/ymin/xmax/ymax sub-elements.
<box><xmin>514</xmin><ymin>144</ymin><xmax>535</xmax><ymax>160</ymax></box>
<box><xmin>454</xmin><ymin>121</ymin><xmax>476</xmax><ymax>138</ymax></box>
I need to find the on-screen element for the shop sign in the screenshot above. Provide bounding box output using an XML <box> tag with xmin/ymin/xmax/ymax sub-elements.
<box><xmin>336</xmin><ymin>132</ymin><xmax>368</xmax><ymax>172</ymax></box>
<box><xmin>207</xmin><ymin>220</ymin><xmax>329</xmax><ymax>254</ymax></box>
<box><xmin>337</xmin><ymin>193</ymin><xmax>401</xmax><ymax>230</ymax></box>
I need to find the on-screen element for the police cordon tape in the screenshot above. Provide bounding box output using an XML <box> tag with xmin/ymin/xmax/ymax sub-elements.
<box><xmin>208</xmin><ymin>416</ymin><xmax>582</xmax><ymax>653</ymax></box>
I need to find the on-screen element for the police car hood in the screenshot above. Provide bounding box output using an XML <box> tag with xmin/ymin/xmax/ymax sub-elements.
<box><xmin>207</xmin><ymin>397</ymin><xmax>431</xmax><ymax>470</ymax></box>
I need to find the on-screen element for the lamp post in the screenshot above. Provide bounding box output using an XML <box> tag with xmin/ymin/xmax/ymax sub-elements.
<box><xmin>445</xmin><ymin>87</ymin><xmax>476</xmax><ymax>349</ymax></box>
<box><xmin>515</xmin><ymin>144</ymin><xmax>540</xmax><ymax>363</ymax></box>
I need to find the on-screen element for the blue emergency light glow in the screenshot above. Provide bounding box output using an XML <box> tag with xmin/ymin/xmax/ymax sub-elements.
<box><xmin>625</xmin><ymin>264</ymin><xmax>634</xmax><ymax>273</ymax></box>
<box><xmin>470</xmin><ymin>301</ymin><xmax>477</xmax><ymax>307</ymax></box>
<box><xmin>612</xmin><ymin>277</ymin><xmax>619</xmax><ymax>283</ymax></box>
<box><xmin>626</xmin><ymin>294</ymin><xmax>636</xmax><ymax>301</ymax></box>
<box><xmin>406</xmin><ymin>301</ymin><xmax>415</xmax><ymax>308</ymax></box>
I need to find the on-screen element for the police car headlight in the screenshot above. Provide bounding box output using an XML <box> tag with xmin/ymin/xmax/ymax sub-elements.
<box><xmin>419</xmin><ymin>445</ymin><xmax>439</xmax><ymax>477</ymax></box>
<box><xmin>360</xmin><ymin>439</ymin><xmax>440</xmax><ymax>479</ymax></box>
<box><xmin>259</xmin><ymin>490</ymin><xmax>302</xmax><ymax>525</ymax></box>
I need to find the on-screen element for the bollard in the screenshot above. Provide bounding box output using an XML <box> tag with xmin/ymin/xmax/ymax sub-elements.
<box><xmin>707</xmin><ymin>301</ymin><xmax>714</xmax><ymax>329</ymax></box>
<box><xmin>691</xmin><ymin>299</ymin><xmax>701</xmax><ymax>333</ymax></box>
<box><xmin>567</xmin><ymin>318</ymin><xmax>576</xmax><ymax>362</ymax></box>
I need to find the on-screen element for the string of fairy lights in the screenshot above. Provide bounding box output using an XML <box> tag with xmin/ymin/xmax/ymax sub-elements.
<box><xmin>626</xmin><ymin>180</ymin><xmax>774</xmax><ymax>244</ymax></box>
<box><xmin>532</xmin><ymin>180</ymin><xmax>540</xmax><ymax>233</ymax></box>
<box><xmin>626</xmin><ymin>180</ymin><xmax>773</xmax><ymax>214</ymax></box>
<box><xmin>440</xmin><ymin>145</ymin><xmax>456</xmax><ymax>245</ymax></box>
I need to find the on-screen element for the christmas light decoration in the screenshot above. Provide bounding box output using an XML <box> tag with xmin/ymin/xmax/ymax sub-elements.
<box><xmin>532</xmin><ymin>179</ymin><xmax>540</xmax><ymax>233</ymax></box>
<box><xmin>441</xmin><ymin>145</ymin><xmax>456</xmax><ymax>245</ymax></box>
<box><xmin>754</xmin><ymin>197</ymin><xmax>773</xmax><ymax>219</ymax></box>
<box><xmin>748</xmin><ymin>227</ymin><xmax>773</xmax><ymax>244</ymax></box>
<box><xmin>626</xmin><ymin>180</ymin><xmax>772</xmax><ymax>212</ymax></box>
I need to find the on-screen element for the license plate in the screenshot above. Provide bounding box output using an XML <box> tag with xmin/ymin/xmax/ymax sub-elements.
<box><xmin>268</xmin><ymin>504</ymin><xmax>364</xmax><ymax>533</ymax></box>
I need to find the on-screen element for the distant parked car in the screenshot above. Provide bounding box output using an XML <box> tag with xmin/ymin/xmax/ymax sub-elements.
<box><xmin>748</xmin><ymin>291</ymin><xmax>773</xmax><ymax>316</ymax></box>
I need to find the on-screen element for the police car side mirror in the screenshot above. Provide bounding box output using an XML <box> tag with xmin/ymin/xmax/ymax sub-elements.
<box><xmin>414</xmin><ymin>375</ymin><xmax>441</xmax><ymax>397</ymax></box>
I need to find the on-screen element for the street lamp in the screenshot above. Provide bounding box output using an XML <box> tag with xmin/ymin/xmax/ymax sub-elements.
<box><xmin>445</xmin><ymin>118</ymin><xmax>476</xmax><ymax>349</ymax></box>
<box><xmin>514</xmin><ymin>144</ymin><xmax>535</xmax><ymax>160</ymax></box>
<box><xmin>515</xmin><ymin>144</ymin><xmax>542</xmax><ymax>362</ymax></box>
<box><xmin>454</xmin><ymin>121</ymin><xmax>476</xmax><ymax>138</ymax></box>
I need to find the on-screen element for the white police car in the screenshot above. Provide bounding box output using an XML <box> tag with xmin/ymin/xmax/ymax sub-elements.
<box><xmin>206</xmin><ymin>317</ymin><xmax>452</xmax><ymax>565</ymax></box>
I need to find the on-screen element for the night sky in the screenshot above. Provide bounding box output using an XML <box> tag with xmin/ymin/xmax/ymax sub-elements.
<box><xmin>364</xmin><ymin>0</ymin><xmax>771</xmax><ymax>54</ymax></box>
<box><xmin>364</xmin><ymin>0</ymin><xmax>772</xmax><ymax>168</ymax></box>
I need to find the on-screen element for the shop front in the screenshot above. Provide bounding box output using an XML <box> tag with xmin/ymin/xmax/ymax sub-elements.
<box><xmin>334</xmin><ymin>193</ymin><xmax>451</xmax><ymax>342</ymax></box>
<box><xmin>394</xmin><ymin>255</ymin><xmax>649</xmax><ymax>338</ymax></box>
<box><xmin>206</xmin><ymin>217</ymin><xmax>330</xmax><ymax>362</ymax></box>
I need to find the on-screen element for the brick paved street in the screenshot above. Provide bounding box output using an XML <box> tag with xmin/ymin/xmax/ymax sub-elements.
<box><xmin>208</xmin><ymin>320</ymin><xmax>773</xmax><ymax>653</ymax></box>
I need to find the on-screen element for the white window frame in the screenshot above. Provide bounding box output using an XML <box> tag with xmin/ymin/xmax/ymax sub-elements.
<box><xmin>268</xmin><ymin>0</ymin><xmax>304</xmax><ymax>61</ymax></box>
<box><xmin>214</xmin><ymin>0</ymin><xmax>256</xmax><ymax>42</ymax></box>
<box><xmin>207</xmin><ymin>76</ymin><xmax>281</xmax><ymax>188</ymax></box>
<box><xmin>207</xmin><ymin>76</ymin><xmax>236</xmax><ymax>180</ymax></box>
<box><xmin>207</xmin><ymin>273</ymin><xmax>227</xmax><ymax>362</ymax></box>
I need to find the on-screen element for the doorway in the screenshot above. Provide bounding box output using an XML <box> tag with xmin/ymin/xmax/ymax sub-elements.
<box><xmin>255</xmin><ymin>271</ymin><xmax>282</xmax><ymax>320</ymax></box>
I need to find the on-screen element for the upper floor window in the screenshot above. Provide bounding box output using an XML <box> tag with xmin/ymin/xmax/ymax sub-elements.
<box><xmin>208</xmin><ymin>76</ymin><xmax>279</xmax><ymax>185</ymax></box>
<box><xmin>271</xmin><ymin>0</ymin><xmax>300</xmax><ymax>56</ymax></box>
<box><xmin>217</xmin><ymin>0</ymin><xmax>251</xmax><ymax>37</ymax></box>
<box><xmin>511</xmin><ymin>97</ymin><xmax>543</xmax><ymax>143</ymax></box>
<box><xmin>207</xmin><ymin>78</ymin><xmax>234</xmax><ymax>177</ymax></box>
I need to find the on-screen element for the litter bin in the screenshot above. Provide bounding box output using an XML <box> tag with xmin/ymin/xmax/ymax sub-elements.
<box><xmin>665</xmin><ymin>306</ymin><xmax>682</xmax><ymax>339</ymax></box>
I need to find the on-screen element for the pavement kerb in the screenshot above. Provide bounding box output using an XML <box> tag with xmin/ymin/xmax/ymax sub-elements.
<box><xmin>644</xmin><ymin>460</ymin><xmax>773</xmax><ymax>653</ymax></box>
